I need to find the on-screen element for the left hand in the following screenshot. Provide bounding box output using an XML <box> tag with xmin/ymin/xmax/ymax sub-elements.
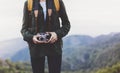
<box><xmin>47</xmin><ymin>32</ymin><xmax>58</xmax><ymax>43</ymax></box>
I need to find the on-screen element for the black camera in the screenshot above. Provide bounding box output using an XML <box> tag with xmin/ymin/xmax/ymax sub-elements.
<box><xmin>37</xmin><ymin>33</ymin><xmax>51</xmax><ymax>42</ymax></box>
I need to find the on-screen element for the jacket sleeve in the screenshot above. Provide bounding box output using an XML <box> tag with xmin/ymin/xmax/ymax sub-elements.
<box><xmin>55</xmin><ymin>0</ymin><xmax>71</xmax><ymax>39</ymax></box>
<box><xmin>21</xmin><ymin>1</ymin><xmax>34</xmax><ymax>42</ymax></box>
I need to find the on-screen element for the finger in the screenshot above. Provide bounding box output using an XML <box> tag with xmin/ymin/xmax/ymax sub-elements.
<box><xmin>37</xmin><ymin>40</ymin><xmax>48</xmax><ymax>44</ymax></box>
<box><xmin>50</xmin><ymin>35</ymin><xmax>57</xmax><ymax>42</ymax></box>
<box><xmin>50</xmin><ymin>37</ymin><xmax>55</xmax><ymax>43</ymax></box>
<box><xmin>37</xmin><ymin>41</ymin><xmax>44</xmax><ymax>43</ymax></box>
<box><xmin>46</xmin><ymin>32</ymin><xmax>49</xmax><ymax>34</ymax></box>
<box><xmin>48</xmin><ymin>36</ymin><xmax>53</xmax><ymax>43</ymax></box>
<box><xmin>33</xmin><ymin>41</ymin><xmax>35</xmax><ymax>44</ymax></box>
<box><xmin>50</xmin><ymin>40</ymin><xmax>55</xmax><ymax>43</ymax></box>
<box><xmin>34</xmin><ymin>37</ymin><xmax>41</xmax><ymax>44</ymax></box>
<box><xmin>33</xmin><ymin>39</ymin><xmax>37</xmax><ymax>44</ymax></box>
<box><xmin>44</xmin><ymin>40</ymin><xmax>49</xmax><ymax>43</ymax></box>
<box><xmin>50</xmin><ymin>38</ymin><xmax>56</xmax><ymax>43</ymax></box>
<box><xmin>33</xmin><ymin>40</ymin><xmax>38</xmax><ymax>44</ymax></box>
<box><xmin>51</xmin><ymin>39</ymin><xmax>57</xmax><ymax>43</ymax></box>
<box><xmin>46</xmin><ymin>32</ymin><xmax>51</xmax><ymax>34</ymax></box>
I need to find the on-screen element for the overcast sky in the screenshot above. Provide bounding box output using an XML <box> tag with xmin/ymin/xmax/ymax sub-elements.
<box><xmin>0</xmin><ymin>0</ymin><xmax>120</xmax><ymax>41</ymax></box>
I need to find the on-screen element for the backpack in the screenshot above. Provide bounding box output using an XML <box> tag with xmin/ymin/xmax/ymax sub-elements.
<box><xmin>27</xmin><ymin>0</ymin><xmax>60</xmax><ymax>12</ymax></box>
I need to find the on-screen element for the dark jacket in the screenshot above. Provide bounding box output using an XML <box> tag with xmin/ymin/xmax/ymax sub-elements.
<box><xmin>21</xmin><ymin>0</ymin><xmax>70</xmax><ymax>57</ymax></box>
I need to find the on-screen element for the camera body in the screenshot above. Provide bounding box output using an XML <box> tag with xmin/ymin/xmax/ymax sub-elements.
<box><xmin>37</xmin><ymin>33</ymin><xmax>51</xmax><ymax>42</ymax></box>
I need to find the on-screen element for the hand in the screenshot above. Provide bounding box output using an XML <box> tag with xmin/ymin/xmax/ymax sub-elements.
<box><xmin>47</xmin><ymin>32</ymin><xmax>58</xmax><ymax>43</ymax></box>
<box><xmin>32</xmin><ymin>34</ymin><xmax>47</xmax><ymax>44</ymax></box>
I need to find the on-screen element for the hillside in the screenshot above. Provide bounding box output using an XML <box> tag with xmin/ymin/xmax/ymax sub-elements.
<box><xmin>92</xmin><ymin>43</ymin><xmax>120</xmax><ymax>68</ymax></box>
<box><xmin>1</xmin><ymin>33</ymin><xmax>120</xmax><ymax>72</ymax></box>
<box><xmin>11</xmin><ymin>47</ymin><xmax>30</xmax><ymax>62</ymax></box>
<box><xmin>0</xmin><ymin>38</ymin><xmax>27</xmax><ymax>59</ymax></box>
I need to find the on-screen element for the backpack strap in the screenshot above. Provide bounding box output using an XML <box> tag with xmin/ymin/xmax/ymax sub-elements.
<box><xmin>28</xmin><ymin>0</ymin><xmax>60</xmax><ymax>12</ymax></box>
<box><xmin>28</xmin><ymin>0</ymin><xmax>33</xmax><ymax>11</ymax></box>
<box><xmin>54</xmin><ymin>0</ymin><xmax>60</xmax><ymax>12</ymax></box>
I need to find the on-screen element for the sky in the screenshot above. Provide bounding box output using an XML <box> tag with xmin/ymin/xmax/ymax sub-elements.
<box><xmin>0</xmin><ymin>0</ymin><xmax>120</xmax><ymax>41</ymax></box>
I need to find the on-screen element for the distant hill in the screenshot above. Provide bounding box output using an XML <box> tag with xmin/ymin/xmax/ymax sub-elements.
<box><xmin>63</xmin><ymin>35</ymin><xmax>94</xmax><ymax>48</ymax></box>
<box><xmin>11</xmin><ymin>47</ymin><xmax>30</xmax><ymax>62</ymax></box>
<box><xmin>0</xmin><ymin>38</ymin><xmax>27</xmax><ymax>59</ymax></box>
<box><xmin>92</xmin><ymin>43</ymin><xmax>120</xmax><ymax>68</ymax></box>
<box><xmin>62</xmin><ymin>33</ymin><xmax>120</xmax><ymax>70</ymax></box>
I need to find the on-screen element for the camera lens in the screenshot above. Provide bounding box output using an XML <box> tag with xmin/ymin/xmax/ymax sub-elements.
<box><xmin>46</xmin><ymin>34</ymin><xmax>51</xmax><ymax>39</ymax></box>
<box><xmin>40</xmin><ymin>37</ymin><xmax>44</xmax><ymax>41</ymax></box>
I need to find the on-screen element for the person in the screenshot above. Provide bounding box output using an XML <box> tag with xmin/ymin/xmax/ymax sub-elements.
<box><xmin>21</xmin><ymin>0</ymin><xmax>70</xmax><ymax>73</ymax></box>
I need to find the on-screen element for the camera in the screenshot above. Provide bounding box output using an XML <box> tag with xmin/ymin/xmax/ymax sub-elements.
<box><xmin>37</xmin><ymin>33</ymin><xmax>51</xmax><ymax>42</ymax></box>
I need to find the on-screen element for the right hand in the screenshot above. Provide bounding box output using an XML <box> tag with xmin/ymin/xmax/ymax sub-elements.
<box><xmin>32</xmin><ymin>34</ymin><xmax>46</xmax><ymax>44</ymax></box>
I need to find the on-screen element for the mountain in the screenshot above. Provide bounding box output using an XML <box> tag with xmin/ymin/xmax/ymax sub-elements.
<box><xmin>92</xmin><ymin>43</ymin><xmax>120</xmax><ymax>68</ymax></box>
<box><xmin>11</xmin><ymin>47</ymin><xmax>30</xmax><ymax>62</ymax></box>
<box><xmin>62</xmin><ymin>33</ymin><xmax>120</xmax><ymax>70</ymax></box>
<box><xmin>0</xmin><ymin>38</ymin><xmax>27</xmax><ymax>59</ymax></box>
<box><xmin>1</xmin><ymin>33</ymin><xmax>120</xmax><ymax>71</ymax></box>
<box><xmin>63</xmin><ymin>35</ymin><xmax>94</xmax><ymax>48</ymax></box>
<box><xmin>89</xmin><ymin>32</ymin><xmax>120</xmax><ymax>49</ymax></box>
